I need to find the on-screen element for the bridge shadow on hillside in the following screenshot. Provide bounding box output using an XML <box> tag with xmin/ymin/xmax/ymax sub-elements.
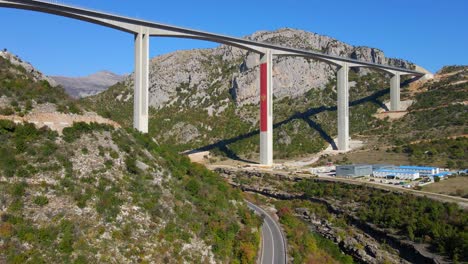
<box><xmin>188</xmin><ymin>88</ymin><xmax>391</xmax><ymax>163</ymax></box>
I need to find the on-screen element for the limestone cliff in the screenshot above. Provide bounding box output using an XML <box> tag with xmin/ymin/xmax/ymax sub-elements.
<box><xmin>123</xmin><ymin>28</ymin><xmax>415</xmax><ymax>109</ymax></box>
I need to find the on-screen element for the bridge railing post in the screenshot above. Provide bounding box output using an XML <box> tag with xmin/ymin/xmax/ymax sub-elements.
<box><xmin>390</xmin><ymin>72</ymin><xmax>401</xmax><ymax>111</ymax></box>
<box><xmin>337</xmin><ymin>62</ymin><xmax>349</xmax><ymax>151</ymax></box>
<box><xmin>133</xmin><ymin>27</ymin><xmax>149</xmax><ymax>133</ymax></box>
<box><xmin>259</xmin><ymin>50</ymin><xmax>273</xmax><ymax>165</ymax></box>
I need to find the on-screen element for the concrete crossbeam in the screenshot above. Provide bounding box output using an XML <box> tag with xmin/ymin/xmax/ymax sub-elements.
<box><xmin>133</xmin><ymin>28</ymin><xmax>149</xmax><ymax>133</ymax></box>
<box><xmin>390</xmin><ymin>72</ymin><xmax>401</xmax><ymax>111</ymax></box>
<box><xmin>259</xmin><ymin>50</ymin><xmax>273</xmax><ymax>166</ymax></box>
<box><xmin>337</xmin><ymin>62</ymin><xmax>349</xmax><ymax>151</ymax></box>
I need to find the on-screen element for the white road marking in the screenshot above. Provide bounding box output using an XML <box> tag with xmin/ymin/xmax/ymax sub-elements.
<box><xmin>246</xmin><ymin>200</ymin><xmax>286</xmax><ymax>264</ymax></box>
<box><xmin>264</xmin><ymin>217</ymin><xmax>275</xmax><ymax>264</ymax></box>
<box><xmin>260</xmin><ymin>225</ymin><xmax>265</xmax><ymax>264</ymax></box>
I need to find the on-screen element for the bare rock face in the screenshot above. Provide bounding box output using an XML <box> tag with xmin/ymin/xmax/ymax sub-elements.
<box><xmin>165</xmin><ymin>122</ymin><xmax>201</xmax><ymax>144</ymax></box>
<box><xmin>149</xmin><ymin>49</ymin><xmax>212</xmax><ymax>109</ymax></box>
<box><xmin>0</xmin><ymin>49</ymin><xmax>57</xmax><ymax>86</ymax></box>
<box><xmin>122</xmin><ymin>28</ymin><xmax>415</xmax><ymax>110</ymax></box>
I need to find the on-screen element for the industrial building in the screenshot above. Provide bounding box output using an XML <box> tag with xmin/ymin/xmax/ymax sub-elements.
<box><xmin>373</xmin><ymin>169</ymin><xmax>420</xmax><ymax>180</ymax></box>
<box><xmin>336</xmin><ymin>164</ymin><xmax>373</xmax><ymax>177</ymax></box>
<box><xmin>398</xmin><ymin>166</ymin><xmax>439</xmax><ymax>176</ymax></box>
<box><xmin>372</xmin><ymin>164</ymin><xmax>396</xmax><ymax>171</ymax></box>
<box><xmin>336</xmin><ymin>164</ymin><xmax>442</xmax><ymax>180</ymax></box>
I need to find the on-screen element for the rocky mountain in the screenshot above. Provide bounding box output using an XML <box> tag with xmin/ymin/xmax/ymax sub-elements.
<box><xmin>0</xmin><ymin>49</ymin><xmax>57</xmax><ymax>86</ymax></box>
<box><xmin>125</xmin><ymin>28</ymin><xmax>416</xmax><ymax>110</ymax></box>
<box><xmin>85</xmin><ymin>28</ymin><xmax>425</xmax><ymax>159</ymax></box>
<box><xmin>0</xmin><ymin>50</ymin><xmax>81</xmax><ymax>117</ymax></box>
<box><xmin>0</xmin><ymin>50</ymin><xmax>262</xmax><ymax>263</ymax></box>
<box><xmin>52</xmin><ymin>71</ymin><xmax>125</xmax><ymax>98</ymax></box>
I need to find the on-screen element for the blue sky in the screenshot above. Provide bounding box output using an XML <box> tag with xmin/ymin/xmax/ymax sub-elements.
<box><xmin>0</xmin><ymin>0</ymin><xmax>466</xmax><ymax>76</ymax></box>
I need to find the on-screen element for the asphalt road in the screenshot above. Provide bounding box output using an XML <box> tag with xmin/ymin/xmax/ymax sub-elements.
<box><xmin>246</xmin><ymin>200</ymin><xmax>287</xmax><ymax>264</ymax></box>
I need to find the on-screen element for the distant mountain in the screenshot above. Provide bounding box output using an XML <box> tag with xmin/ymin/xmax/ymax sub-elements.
<box><xmin>52</xmin><ymin>71</ymin><xmax>126</xmax><ymax>98</ymax></box>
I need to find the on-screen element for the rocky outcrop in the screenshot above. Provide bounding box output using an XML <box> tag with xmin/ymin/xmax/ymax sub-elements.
<box><xmin>296</xmin><ymin>207</ymin><xmax>408</xmax><ymax>264</ymax></box>
<box><xmin>52</xmin><ymin>70</ymin><xmax>126</xmax><ymax>98</ymax></box>
<box><xmin>165</xmin><ymin>122</ymin><xmax>201</xmax><ymax>144</ymax></box>
<box><xmin>0</xmin><ymin>49</ymin><xmax>57</xmax><ymax>86</ymax></box>
<box><xmin>120</xmin><ymin>28</ymin><xmax>415</xmax><ymax>109</ymax></box>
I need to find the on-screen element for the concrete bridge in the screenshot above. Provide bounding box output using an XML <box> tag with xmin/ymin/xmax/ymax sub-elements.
<box><xmin>0</xmin><ymin>0</ymin><xmax>426</xmax><ymax>166</ymax></box>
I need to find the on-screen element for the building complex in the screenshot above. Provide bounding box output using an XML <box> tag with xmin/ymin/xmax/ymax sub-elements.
<box><xmin>336</xmin><ymin>164</ymin><xmax>446</xmax><ymax>180</ymax></box>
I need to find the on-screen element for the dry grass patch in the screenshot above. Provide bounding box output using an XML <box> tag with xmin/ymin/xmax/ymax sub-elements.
<box><xmin>422</xmin><ymin>176</ymin><xmax>468</xmax><ymax>198</ymax></box>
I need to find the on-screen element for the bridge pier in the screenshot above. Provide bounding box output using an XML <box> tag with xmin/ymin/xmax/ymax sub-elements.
<box><xmin>134</xmin><ymin>28</ymin><xmax>150</xmax><ymax>133</ymax></box>
<box><xmin>337</xmin><ymin>62</ymin><xmax>349</xmax><ymax>151</ymax></box>
<box><xmin>259</xmin><ymin>50</ymin><xmax>273</xmax><ymax>166</ymax></box>
<box><xmin>390</xmin><ymin>72</ymin><xmax>400</xmax><ymax>111</ymax></box>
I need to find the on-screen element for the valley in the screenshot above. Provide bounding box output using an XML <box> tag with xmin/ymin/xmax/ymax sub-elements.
<box><xmin>0</xmin><ymin>7</ymin><xmax>466</xmax><ymax>262</ymax></box>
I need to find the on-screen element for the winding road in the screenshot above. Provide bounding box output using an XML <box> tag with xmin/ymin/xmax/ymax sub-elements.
<box><xmin>246</xmin><ymin>201</ymin><xmax>287</xmax><ymax>264</ymax></box>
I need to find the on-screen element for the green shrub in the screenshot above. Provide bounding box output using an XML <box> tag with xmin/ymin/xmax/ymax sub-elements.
<box><xmin>62</xmin><ymin>122</ymin><xmax>113</xmax><ymax>142</ymax></box>
<box><xmin>33</xmin><ymin>196</ymin><xmax>49</xmax><ymax>206</ymax></box>
<box><xmin>58</xmin><ymin>220</ymin><xmax>74</xmax><ymax>254</ymax></box>
<box><xmin>109</xmin><ymin>150</ymin><xmax>119</xmax><ymax>159</ymax></box>
<box><xmin>104</xmin><ymin>159</ymin><xmax>113</xmax><ymax>169</ymax></box>
<box><xmin>56</xmin><ymin>102</ymin><xmax>82</xmax><ymax>115</ymax></box>
<box><xmin>125</xmin><ymin>156</ymin><xmax>138</xmax><ymax>174</ymax></box>
<box><xmin>0</xmin><ymin>107</ymin><xmax>15</xmax><ymax>115</ymax></box>
<box><xmin>96</xmin><ymin>181</ymin><xmax>122</xmax><ymax>222</ymax></box>
<box><xmin>0</xmin><ymin>147</ymin><xmax>17</xmax><ymax>177</ymax></box>
<box><xmin>185</xmin><ymin>178</ymin><xmax>200</xmax><ymax>196</ymax></box>
<box><xmin>0</xmin><ymin>119</ymin><xmax>15</xmax><ymax>134</ymax></box>
<box><xmin>11</xmin><ymin>182</ymin><xmax>27</xmax><ymax>197</ymax></box>
<box><xmin>81</xmin><ymin>147</ymin><xmax>88</xmax><ymax>154</ymax></box>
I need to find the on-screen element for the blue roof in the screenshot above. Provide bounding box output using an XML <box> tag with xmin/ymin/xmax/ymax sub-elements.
<box><xmin>398</xmin><ymin>166</ymin><xmax>437</xmax><ymax>170</ymax></box>
<box><xmin>375</xmin><ymin>169</ymin><xmax>418</xmax><ymax>174</ymax></box>
<box><xmin>433</xmin><ymin>172</ymin><xmax>452</xmax><ymax>177</ymax></box>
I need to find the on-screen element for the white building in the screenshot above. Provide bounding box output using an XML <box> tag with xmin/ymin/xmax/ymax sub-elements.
<box><xmin>373</xmin><ymin>169</ymin><xmax>420</xmax><ymax>180</ymax></box>
<box><xmin>398</xmin><ymin>166</ymin><xmax>439</xmax><ymax>176</ymax></box>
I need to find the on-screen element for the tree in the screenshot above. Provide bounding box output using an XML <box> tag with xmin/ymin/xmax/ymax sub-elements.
<box><xmin>446</xmin><ymin>160</ymin><xmax>455</xmax><ymax>169</ymax></box>
<box><xmin>407</xmin><ymin>225</ymin><xmax>415</xmax><ymax>241</ymax></box>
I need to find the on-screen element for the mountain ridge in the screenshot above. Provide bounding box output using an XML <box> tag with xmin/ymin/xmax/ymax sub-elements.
<box><xmin>52</xmin><ymin>70</ymin><xmax>126</xmax><ymax>98</ymax></box>
<box><xmin>123</xmin><ymin>28</ymin><xmax>419</xmax><ymax>109</ymax></box>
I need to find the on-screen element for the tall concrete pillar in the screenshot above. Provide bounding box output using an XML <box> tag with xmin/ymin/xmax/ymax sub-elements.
<box><xmin>390</xmin><ymin>72</ymin><xmax>400</xmax><ymax>111</ymax></box>
<box><xmin>134</xmin><ymin>28</ymin><xmax>150</xmax><ymax>133</ymax></box>
<box><xmin>337</xmin><ymin>62</ymin><xmax>349</xmax><ymax>151</ymax></box>
<box><xmin>259</xmin><ymin>50</ymin><xmax>273</xmax><ymax>165</ymax></box>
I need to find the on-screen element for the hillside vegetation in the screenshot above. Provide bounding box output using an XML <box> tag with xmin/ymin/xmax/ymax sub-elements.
<box><xmin>0</xmin><ymin>52</ymin><xmax>262</xmax><ymax>263</ymax></box>
<box><xmin>371</xmin><ymin>66</ymin><xmax>467</xmax><ymax>168</ymax></box>
<box><xmin>294</xmin><ymin>180</ymin><xmax>468</xmax><ymax>262</ymax></box>
<box><xmin>0</xmin><ymin>54</ymin><xmax>81</xmax><ymax>115</ymax></box>
<box><xmin>320</xmin><ymin>65</ymin><xmax>467</xmax><ymax>168</ymax></box>
<box><xmin>0</xmin><ymin>120</ymin><xmax>261</xmax><ymax>263</ymax></box>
